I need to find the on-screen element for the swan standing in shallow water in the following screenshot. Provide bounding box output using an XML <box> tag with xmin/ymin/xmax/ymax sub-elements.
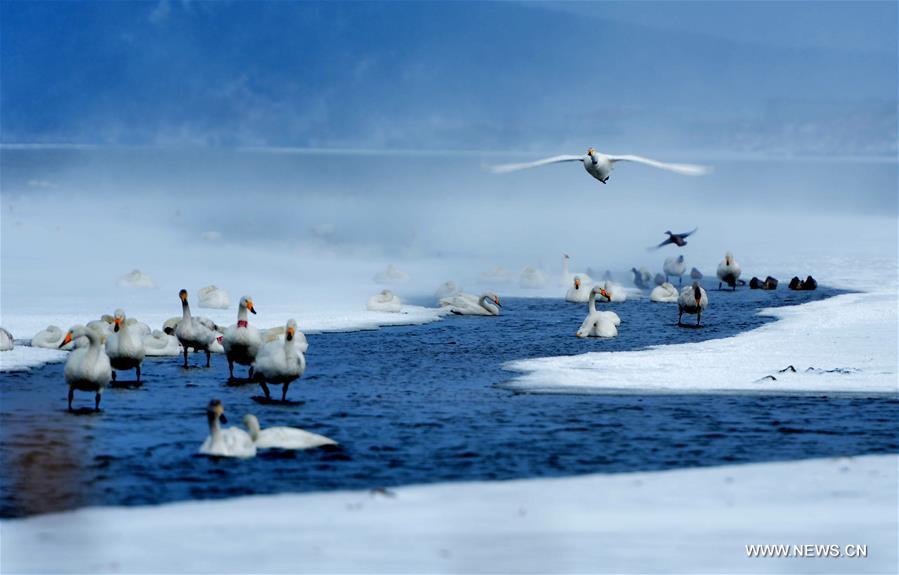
<box><xmin>489</xmin><ymin>148</ymin><xmax>709</xmax><ymax>184</ymax></box>
<box><xmin>367</xmin><ymin>290</ymin><xmax>403</xmax><ymax>313</ymax></box>
<box><xmin>223</xmin><ymin>296</ymin><xmax>262</xmax><ymax>379</ymax></box>
<box><xmin>650</xmin><ymin>282</ymin><xmax>680</xmax><ymax>303</ymax></box>
<box><xmin>254</xmin><ymin>319</ymin><xmax>306</xmax><ymax>402</ymax></box>
<box><xmin>678</xmin><ymin>281</ymin><xmax>709</xmax><ymax>326</ymax></box>
<box><xmin>199</xmin><ymin>400</ymin><xmax>256</xmax><ymax>458</ymax></box>
<box><xmin>663</xmin><ymin>255</ymin><xmax>686</xmax><ymax>285</ymax></box>
<box><xmin>105</xmin><ymin>309</ymin><xmax>145</xmax><ymax>382</ymax></box>
<box><xmin>576</xmin><ymin>286</ymin><xmax>620</xmax><ymax>338</ymax></box>
<box><xmin>59</xmin><ymin>325</ymin><xmax>111</xmax><ymax>411</ymax></box>
<box><xmin>717</xmin><ymin>251</ymin><xmax>742</xmax><ymax>290</ymax></box>
<box><xmin>565</xmin><ymin>276</ymin><xmax>592</xmax><ymax>303</ymax></box>
<box><xmin>439</xmin><ymin>292</ymin><xmax>502</xmax><ymax>316</ymax></box>
<box><xmin>243</xmin><ymin>414</ymin><xmax>336</xmax><ymax>450</ymax></box>
<box><xmin>175</xmin><ymin>289</ymin><xmax>216</xmax><ymax>368</ymax></box>
<box><xmin>0</xmin><ymin>327</ymin><xmax>13</xmax><ymax>351</ymax></box>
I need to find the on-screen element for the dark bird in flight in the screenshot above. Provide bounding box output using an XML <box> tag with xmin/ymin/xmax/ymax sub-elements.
<box><xmin>650</xmin><ymin>228</ymin><xmax>698</xmax><ymax>250</ymax></box>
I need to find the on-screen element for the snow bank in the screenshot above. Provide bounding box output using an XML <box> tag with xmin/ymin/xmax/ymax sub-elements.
<box><xmin>0</xmin><ymin>345</ymin><xmax>67</xmax><ymax>372</ymax></box>
<box><xmin>2</xmin><ymin>454</ymin><xmax>894</xmax><ymax>573</ymax></box>
<box><xmin>505</xmin><ymin>252</ymin><xmax>898</xmax><ymax>395</ymax></box>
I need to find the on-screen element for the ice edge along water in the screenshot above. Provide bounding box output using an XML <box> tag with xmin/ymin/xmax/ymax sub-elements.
<box><xmin>2</xmin><ymin>454</ymin><xmax>895</xmax><ymax>574</ymax></box>
<box><xmin>503</xmin><ymin>257</ymin><xmax>899</xmax><ymax>396</ymax></box>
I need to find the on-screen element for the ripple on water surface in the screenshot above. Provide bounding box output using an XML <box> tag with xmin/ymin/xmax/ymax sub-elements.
<box><xmin>2</xmin><ymin>283</ymin><xmax>896</xmax><ymax>518</ymax></box>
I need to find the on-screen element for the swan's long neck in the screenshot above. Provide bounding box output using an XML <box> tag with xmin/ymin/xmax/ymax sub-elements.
<box><xmin>562</xmin><ymin>256</ymin><xmax>570</xmax><ymax>277</ymax></box>
<box><xmin>182</xmin><ymin>300</ymin><xmax>192</xmax><ymax>323</ymax></box>
<box><xmin>237</xmin><ymin>304</ymin><xmax>249</xmax><ymax>324</ymax></box>
<box><xmin>588</xmin><ymin>295</ymin><xmax>597</xmax><ymax>314</ymax></box>
<box><xmin>207</xmin><ymin>412</ymin><xmax>221</xmax><ymax>437</ymax></box>
<box><xmin>245</xmin><ymin>417</ymin><xmax>260</xmax><ymax>441</ymax></box>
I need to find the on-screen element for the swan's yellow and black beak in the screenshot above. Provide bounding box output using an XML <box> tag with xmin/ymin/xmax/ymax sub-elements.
<box><xmin>247</xmin><ymin>299</ymin><xmax>256</xmax><ymax>314</ymax></box>
<box><xmin>574</xmin><ymin>277</ymin><xmax>581</xmax><ymax>289</ymax></box>
<box><xmin>58</xmin><ymin>331</ymin><xmax>73</xmax><ymax>348</ymax></box>
<box><xmin>494</xmin><ymin>296</ymin><xmax>502</xmax><ymax>308</ymax></box>
<box><xmin>114</xmin><ymin>318</ymin><xmax>121</xmax><ymax>332</ymax></box>
<box><xmin>286</xmin><ymin>326</ymin><xmax>295</xmax><ymax>341</ymax></box>
<box><xmin>587</xmin><ymin>147</ymin><xmax>595</xmax><ymax>156</ymax></box>
<box><xmin>599</xmin><ymin>289</ymin><xmax>611</xmax><ymax>301</ymax></box>
<box><xmin>179</xmin><ymin>289</ymin><xmax>188</xmax><ymax>302</ymax></box>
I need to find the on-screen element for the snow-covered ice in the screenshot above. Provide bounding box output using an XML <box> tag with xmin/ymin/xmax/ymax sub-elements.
<box><xmin>0</xmin><ymin>345</ymin><xmax>67</xmax><ymax>372</ymax></box>
<box><xmin>2</xmin><ymin>454</ymin><xmax>894</xmax><ymax>573</ymax></box>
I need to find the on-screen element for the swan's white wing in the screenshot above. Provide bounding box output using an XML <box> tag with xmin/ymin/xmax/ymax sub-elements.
<box><xmin>605</xmin><ymin>154</ymin><xmax>709</xmax><ymax>176</ymax></box>
<box><xmin>488</xmin><ymin>155</ymin><xmax>584</xmax><ymax>174</ymax></box>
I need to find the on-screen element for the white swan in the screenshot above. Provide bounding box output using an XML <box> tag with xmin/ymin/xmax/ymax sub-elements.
<box><xmin>678</xmin><ymin>281</ymin><xmax>709</xmax><ymax>326</ymax></box>
<box><xmin>367</xmin><ymin>289</ymin><xmax>403</xmax><ymax>313</ymax></box>
<box><xmin>650</xmin><ymin>282</ymin><xmax>680</xmax><ymax>303</ymax></box>
<box><xmin>142</xmin><ymin>330</ymin><xmax>182</xmax><ymax>356</ymax></box>
<box><xmin>717</xmin><ymin>251</ymin><xmax>742</xmax><ymax>290</ymax></box>
<box><xmin>601</xmin><ymin>281</ymin><xmax>627</xmax><ymax>303</ymax></box>
<box><xmin>175</xmin><ymin>289</ymin><xmax>216</xmax><ymax>367</ymax></box>
<box><xmin>105</xmin><ymin>309</ymin><xmax>146</xmax><ymax>382</ymax></box>
<box><xmin>490</xmin><ymin>148</ymin><xmax>709</xmax><ymax>184</ymax></box>
<box><xmin>243</xmin><ymin>414</ymin><xmax>337</xmax><ymax>450</ymax></box>
<box><xmin>223</xmin><ymin>295</ymin><xmax>262</xmax><ymax>379</ymax></box>
<box><xmin>117</xmin><ymin>269</ymin><xmax>156</xmax><ymax>289</ymax></box>
<box><xmin>32</xmin><ymin>325</ymin><xmax>66</xmax><ymax>349</ymax></box>
<box><xmin>0</xmin><ymin>327</ymin><xmax>13</xmax><ymax>351</ymax></box>
<box><xmin>663</xmin><ymin>255</ymin><xmax>686</xmax><ymax>285</ymax></box>
<box><xmin>434</xmin><ymin>281</ymin><xmax>463</xmax><ymax>301</ymax></box>
<box><xmin>373</xmin><ymin>264</ymin><xmax>408</xmax><ymax>284</ymax></box>
<box><xmin>59</xmin><ymin>325</ymin><xmax>111</xmax><ymax>411</ymax></box>
<box><xmin>198</xmin><ymin>285</ymin><xmax>230</xmax><ymax>309</ymax></box>
<box><xmin>560</xmin><ymin>254</ymin><xmax>593</xmax><ymax>287</ymax></box>
<box><xmin>565</xmin><ymin>275</ymin><xmax>592</xmax><ymax>303</ymax></box>
<box><xmin>576</xmin><ymin>286</ymin><xmax>620</xmax><ymax>338</ymax></box>
<box><xmin>254</xmin><ymin>319</ymin><xmax>306</xmax><ymax>402</ymax></box>
<box><xmin>199</xmin><ymin>400</ymin><xmax>256</xmax><ymax>459</ymax></box>
<box><xmin>519</xmin><ymin>266</ymin><xmax>546</xmax><ymax>289</ymax></box>
<box><xmin>440</xmin><ymin>292</ymin><xmax>502</xmax><ymax>316</ymax></box>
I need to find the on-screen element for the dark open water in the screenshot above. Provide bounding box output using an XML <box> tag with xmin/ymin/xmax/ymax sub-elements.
<box><xmin>1</xmin><ymin>282</ymin><xmax>896</xmax><ymax>518</ymax></box>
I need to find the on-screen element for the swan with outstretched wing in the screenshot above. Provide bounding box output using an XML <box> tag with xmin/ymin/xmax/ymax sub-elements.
<box><xmin>490</xmin><ymin>148</ymin><xmax>709</xmax><ymax>184</ymax></box>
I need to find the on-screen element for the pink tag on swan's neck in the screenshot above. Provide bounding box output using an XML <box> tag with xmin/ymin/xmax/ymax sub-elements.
<box><xmin>237</xmin><ymin>320</ymin><xmax>248</xmax><ymax>328</ymax></box>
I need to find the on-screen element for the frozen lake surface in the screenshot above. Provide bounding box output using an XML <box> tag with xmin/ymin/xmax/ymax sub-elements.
<box><xmin>1</xmin><ymin>283</ymin><xmax>896</xmax><ymax>518</ymax></box>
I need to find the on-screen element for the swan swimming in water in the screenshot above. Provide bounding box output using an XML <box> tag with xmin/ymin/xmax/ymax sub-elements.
<box><xmin>142</xmin><ymin>330</ymin><xmax>182</xmax><ymax>356</ymax></box>
<box><xmin>223</xmin><ymin>296</ymin><xmax>262</xmax><ymax>379</ymax></box>
<box><xmin>367</xmin><ymin>290</ymin><xmax>403</xmax><ymax>313</ymax></box>
<box><xmin>560</xmin><ymin>254</ymin><xmax>593</xmax><ymax>287</ymax></box>
<box><xmin>663</xmin><ymin>255</ymin><xmax>686</xmax><ymax>285</ymax></box>
<box><xmin>199</xmin><ymin>400</ymin><xmax>256</xmax><ymax>459</ymax></box>
<box><xmin>439</xmin><ymin>292</ymin><xmax>502</xmax><ymax>316</ymax></box>
<box><xmin>175</xmin><ymin>289</ymin><xmax>217</xmax><ymax>368</ymax></box>
<box><xmin>105</xmin><ymin>309</ymin><xmax>145</xmax><ymax>382</ymax></box>
<box><xmin>576</xmin><ymin>286</ymin><xmax>620</xmax><ymax>338</ymax></box>
<box><xmin>197</xmin><ymin>285</ymin><xmax>230</xmax><ymax>309</ymax></box>
<box><xmin>489</xmin><ymin>148</ymin><xmax>709</xmax><ymax>184</ymax></box>
<box><xmin>650</xmin><ymin>282</ymin><xmax>680</xmax><ymax>303</ymax></box>
<box><xmin>565</xmin><ymin>276</ymin><xmax>592</xmax><ymax>303</ymax></box>
<box><xmin>678</xmin><ymin>281</ymin><xmax>709</xmax><ymax>326</ymax></box>
<box><xmin>717</xmin><ymin>251</ymin><xmax>742</xmax><ymax>290</ymax></box>
<box><xmin>253</xmin><ymin>319</ymin><xmax>306</xmax><ymax>402</ymax></box>
<box><xmin>243</xmin><ymin>414</ymin><xmax>337</xmax><ymax>450</ymax></box>
<box><xmin>0</xmin><ymin>327</ymin><xmax>13</xmax><ymax>351</ymax></box>
<box><xmin>59</xmin><ymin>325</ymin><xmax>111</xmax><ymax>411</ymax></box>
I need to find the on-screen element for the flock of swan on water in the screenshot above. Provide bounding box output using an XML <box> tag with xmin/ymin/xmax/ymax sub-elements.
<box><xmin>0</xmin><ymin>147</ymin><xmax>818</xmax><ymax>458</ymax></box>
